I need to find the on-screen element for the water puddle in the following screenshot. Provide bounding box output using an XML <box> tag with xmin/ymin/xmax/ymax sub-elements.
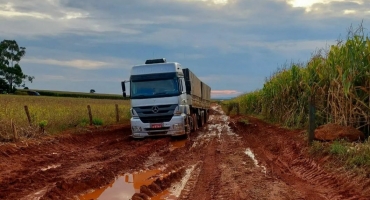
<box><xmin>169</xmin><ymin>139</ymin><xmax>186</xmax><ymax>151</ymax></box>
<box><xmin>79</xmin><ymin>169</ymin><xmax>176</xmax><ymax>200</ymax></box>
<box><xmin>244</xmin><ymin>148</ymin><xmax>267</xmax><ymax>174</ymax></box>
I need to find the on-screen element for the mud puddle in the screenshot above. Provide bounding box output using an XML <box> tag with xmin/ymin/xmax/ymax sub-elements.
<box><xmin>79</xmin><ymin>169</ymin><xmax>163</xmax><ymax>200</ymax></box>
<box><xmin>169</xmin><ymin>139</ymin><xmax>187</xmax><ymax>151</ymax></box>
<box><xmin>79</xmin><ymin>167</ymin><xmax>186</xmax><ymax>200</ymax></box>
<box><xmin>244</xmin><ymin>148</ymin><xmax>266</xmax><ymax>174</ymax></box>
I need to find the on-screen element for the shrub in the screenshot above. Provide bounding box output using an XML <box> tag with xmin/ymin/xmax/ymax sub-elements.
<box><xmin>92</xmin><ymin>118</ymin><xmax>103</xmax><ymax>126</ymax></box>
<box><xmin>330</xmin><ymin>140</ymin><xmax>347</xmax><ymax>157</ymax></box>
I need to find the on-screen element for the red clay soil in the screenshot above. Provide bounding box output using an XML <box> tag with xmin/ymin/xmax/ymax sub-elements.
<box><xmin>1</xmin><ymin>104</ymin><xmax>370</xmax><ymax>200</ymax></box>
<box><xmin>315</xmin><ymin>123</ymin><xmax>365</xmax><ymax>141</ymax></box>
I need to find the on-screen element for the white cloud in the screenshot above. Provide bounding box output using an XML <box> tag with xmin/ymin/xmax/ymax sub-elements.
<box><xmin>287</xmin><ymin>0</ymin><xmax>364</xmax><ymax>11</ymax></box>
<box><xmin>344</xmin><ymin>10</ymin><xmax>356</xmax><ymax>14</ymax></box>
<box><xmin>2</xmin><ymin>0</ymin><xmax>370</xmax><ymax>95</ymax></box>
<box><xmin>0</xmin><ymin>0</ymin><xmax>139</xmax><ymax>37</ymax></box>
<box><xmin>0</xmin><ymin>10</ymin><xmax>50</xmax><ymax>18</ymax></box>
<box><xmin>24</xmin><ymin>58</ymin><xmax>110</xmax><ymax>70</ymax></box>
<box><xmin>212</xmin><ymin>90</ymin><xmax>242</xmax><ymax>96</ymax></box>
<box><xmin>183</xmin><ymin>0</ymin><xmax>229</xmax><ymax>5</ymax></box>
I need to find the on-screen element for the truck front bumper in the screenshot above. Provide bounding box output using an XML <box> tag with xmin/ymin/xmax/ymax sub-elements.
<box><xmin>130</xmin><ymin>115</ymin><xmax>186</xmax><ymax>138</ymax></box>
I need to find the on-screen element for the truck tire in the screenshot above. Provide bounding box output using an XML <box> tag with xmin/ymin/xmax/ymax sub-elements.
<box><xmin>185</xmin><ymin>116</ymin><xmax>190</xmax><ymax>135</ymax></box>
<box><xmin>193</xmin><ymin>114</ymin><xmax>198</xmax><ymax>130</ymax></box>
<box><xmin>188</xmin><ymin>115</ymin><xmax>194</xmax><ymax>133</ymax></box>
<box><xmin>204</xmin><ymin>111</ymin><xmax>208</xmax><ymax>124</ymax></box>
<box><xmin>198</xmin><ymin>112</ymin><xmax>203</xmax><ymax>128</ymax></box>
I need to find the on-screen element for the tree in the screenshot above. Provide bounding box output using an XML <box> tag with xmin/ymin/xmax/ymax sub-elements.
<box><xmin>0</xmin><ymin>40</ymin><xmax>34</xmax><ymax>93</ymax></box>
<box><xmin>0</xmin><ymin>77</ymin><xmax>8</xmax><ymax>88</ymax></box>
<box><xmin>0</xmin><ymin>78</ymin><xmax>8</xmax><ymax>93</ymax></box>
<box><xmin>90</xmin><ymin>89</ymin><xmax>96</xmax><ymax>93</ymax></box>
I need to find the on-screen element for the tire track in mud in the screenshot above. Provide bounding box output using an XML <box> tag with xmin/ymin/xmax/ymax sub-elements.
<box><xmin>169</xmin><ymin>105</ymin><xmax>303</xmax><ymax>200</ymax></box>
<box><xmin>0</xmin><ymin>125</ymin><xmax>172</xmax><ymax>200</ymax></box>
<box><xmin>3</xmin><ymin>104</ymin><xmax>370</xmax><ymax>199</ymax></box>
<box><xmin>235</xmin><ymin>116</ymin><xmax>370</xmax><ymax>200</ymax></box>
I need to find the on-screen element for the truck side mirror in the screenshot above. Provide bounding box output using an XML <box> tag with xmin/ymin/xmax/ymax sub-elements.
<box><xmin>121</xmin><ymin>81</ymin><xmax>126</xmax><ymax>98</ymax></box>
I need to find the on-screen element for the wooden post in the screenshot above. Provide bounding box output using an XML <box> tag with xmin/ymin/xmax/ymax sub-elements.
<box><xmin>11</xmin><ymin>119</ymin><xmax>18</xmax><ymax>142</ymax></box>
<box><xmin>87</xmin><ymin>105</ymin><xmax>93</xmax><ymax>125</ymax></box>
<box><xmin>308</xmin><ymin>96</ymin><xmax>316</xmax><ymax>145</ymax></box>
<box><xmin>115</xmin><ymin>104</ymin><xmax>119</xmax><ymax>122</ymax></box>
<box><xmin>24</xmin><ymin>106</ymin><xmax>32</xmax><ymax>126</ymax></box>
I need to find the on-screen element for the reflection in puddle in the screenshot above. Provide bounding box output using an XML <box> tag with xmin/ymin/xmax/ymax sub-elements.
<box><xmin>79</xmin><ymin>169</ymin><xmax>175</xmax><ymax>200</ymax></box>
<box><xmin>169</xmin><ymin>139</ymin><xmax>187</xmax><ymax>151</ymax></box>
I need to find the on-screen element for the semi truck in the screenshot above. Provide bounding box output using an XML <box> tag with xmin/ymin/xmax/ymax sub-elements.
<box><xmin>121</xmin><ymin>58</ymin><xmax>211</xmax><ymax>138</ymax></box>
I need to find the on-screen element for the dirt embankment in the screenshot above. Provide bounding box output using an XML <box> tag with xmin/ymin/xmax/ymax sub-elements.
<box><xmin>1</xmin><ymin>104</ymin><xmax>370</xmax><ymax>200</ymax></box>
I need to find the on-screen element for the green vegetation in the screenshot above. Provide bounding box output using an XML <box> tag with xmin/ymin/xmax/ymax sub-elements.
<box><xmin>223</xmin><ymin>24</ymin><xmax>370</xmax><ymax>171</ymax></box>
<box><xmin>92</xmin><ymin>118</ymin><xmax>104</xmax><ymax>126</ymax></box>
<box><xmin>0</xmin><ymin>95</ymin><xmax>130</xmax><ymax>141</ymax></box>
<box><xmin>227</xmin><ymin>24</ymin><xmax>370</xmax><ymax>132</ymax></box>
<box><xmin>309</xmin><ymin>140</ymin><xmax>370</xmax><ymax>168</ymax></box>
<box><xmin>0</xmin><ymin>40</ymin><xmax>34</xmax><ymax>93</ymax></box>
<box><xmin>15</xmin><ymin>89</ymin><xmax>127</xmax><ymax>100</ymax></box>
<box><xmin>329</xmin><ymin>140</ymin><xmax>347</xmax><ymax>157</ymax></box>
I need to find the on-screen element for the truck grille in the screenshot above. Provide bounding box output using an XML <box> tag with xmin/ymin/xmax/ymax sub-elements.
<box><xmin>133</xmin><ymin>104</ymin><xmax>177</xmax><ymax>123</ymax></box>
<box><xmin>140</xmin><ymin>115</ymin><xmax>173</xmax><ymax>123</ymax></box>
<box><xmin>145</xmin><ymin>127</ymin><xmax>170</xmax><ymax>131</ymax></box>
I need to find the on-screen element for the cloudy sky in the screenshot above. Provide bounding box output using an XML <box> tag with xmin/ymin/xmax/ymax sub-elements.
<box><xmin>0</xmin><ymin>0</ymin><xmax>369</xmax><ymax>98</ymax></box>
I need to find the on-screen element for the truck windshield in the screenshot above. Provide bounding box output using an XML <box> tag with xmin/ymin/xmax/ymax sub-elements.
<box><xmin>131</xmin><ymin>78</ymin><xmax>180</xmax><ymax>99</ymax></box>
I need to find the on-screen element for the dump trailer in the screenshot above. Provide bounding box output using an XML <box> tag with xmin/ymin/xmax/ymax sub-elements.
<box><xmin>121</xmin><ymin>58</ymin><xmax>211</xmax><ymax>138</ymax></box>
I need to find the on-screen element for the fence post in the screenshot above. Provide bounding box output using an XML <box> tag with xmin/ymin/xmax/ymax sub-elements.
<box><xmin>115</xmin><ymin>104</ymin><xmax>119</xmax><ymax>122</ymax></box>
<box><xmin>11</xmin><ymin>119</ymin><xmax>18</xmax><ymax>142</ymax></box>
<box><xmin>308</xmin><ymin>95</ymin><xmax>316</xmax><ymax>145</ymax></box>
<box><xmin>87</xmin><ymin>105</ymin><xmax>93</xmax><ymax>125</ymax></box>
<box><xmin>24</xmin><ymin>106</ymin><xmax>32</xmax><ymax>126</ymax></box>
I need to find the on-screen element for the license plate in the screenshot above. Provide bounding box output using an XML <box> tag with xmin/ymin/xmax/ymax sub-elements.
<box><xmin>151</xmin><ymin>123</ymin><xmax>162</xmax><ymax>129</ymax></box>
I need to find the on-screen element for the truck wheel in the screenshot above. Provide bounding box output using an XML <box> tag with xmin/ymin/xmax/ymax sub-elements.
<box><xmin>184</xmin><ymin>117</ymin><xmax>189</xmax><ymax>135</ymax></box>
<box><xmin>201</xmin><ymin>111</ymin><xmax>205</xmax><ymax>126</ymax></box>
<box><xmin>192</xmin><ymin>114</ymin><xmax>198</xmax><ymax>131</ymax></box>
<box><xmin>204</xmin><ymin>111</ymin><xmax>208</xmax><ymax>124</ymax></box>
<box><xmin>198</xmin><ymin>112</ymin><xmax>203</xmax><ymax>128</ymax></box>
<box><xmin>189</xmin><ymin>115</ymin><xmax>194</xmax><ymax>132</ymax></box>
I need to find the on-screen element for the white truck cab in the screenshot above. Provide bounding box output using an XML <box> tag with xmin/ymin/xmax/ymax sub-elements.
<box><xmin>122</xmin><ymin>58</ymin><xmax>210</xmax><ymax>138</ymax></box>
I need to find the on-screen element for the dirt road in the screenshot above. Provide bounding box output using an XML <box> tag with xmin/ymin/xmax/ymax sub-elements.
<box><xmin>1</xmin><ymin>104</ymin><xmax>370</xmax><ymax>200</ymax></box>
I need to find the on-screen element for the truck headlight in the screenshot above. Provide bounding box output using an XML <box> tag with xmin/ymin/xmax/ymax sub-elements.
<box><xmin>132</xmin><ymin>126</ymin><xmax>142</xmax><ymax>132</ymax></box>
<box><xmin>173</xmin><ymin>123</ymin><xmax>183</xmax><ymax>130</ymax></box>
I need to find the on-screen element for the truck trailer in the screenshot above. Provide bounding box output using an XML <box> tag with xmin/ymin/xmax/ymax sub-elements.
<box><xmin>121</xmin><ymin>58</ymin><xmax>211</xmax><ymax>138</ymax></box>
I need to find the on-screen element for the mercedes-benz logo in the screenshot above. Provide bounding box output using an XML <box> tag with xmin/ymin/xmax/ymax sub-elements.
<box><xmin>152</xmin><ymin>106</ymin><xmax>159</xmax><ymax>113</ymax></box>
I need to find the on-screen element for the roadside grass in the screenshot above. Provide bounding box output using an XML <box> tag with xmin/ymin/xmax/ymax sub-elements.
<box><xmin>0</xmin><ymin>95</ymin><xmax>130</xmax><ymax>141</ymax></box>
<box><xmin>15</xmin><ymin>89</ymin><xmax>127</xmax><ymax>100</ymax></box>
<box><xmin>310</xmin><ymin>140</ymin><xmax>370</xmax><ymax>170</ymax></box>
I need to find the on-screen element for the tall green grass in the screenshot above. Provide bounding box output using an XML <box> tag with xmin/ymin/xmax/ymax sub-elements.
<box><xmin>229</xmin><ymin>24</ymin><xmax>370</xmax><ymax>133</ymax></box>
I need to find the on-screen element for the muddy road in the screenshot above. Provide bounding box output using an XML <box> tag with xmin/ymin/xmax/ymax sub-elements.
<box><xmin>1</xmin><ymin>104</ymin><xmax>370</xmax><ymax>200</ymax></box>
